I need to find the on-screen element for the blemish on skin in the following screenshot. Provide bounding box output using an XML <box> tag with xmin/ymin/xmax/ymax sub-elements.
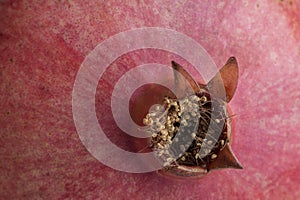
<box><xmin>259</xmin><ymin>119</ymin><xmax>266</xmax><ymax>129</ymax></box>
<box><xmin>277</xmin><ymin>0</ymin><xmax>294</xmax><ymax>6</ymax></box>
<box><xmin>236</xmin><ymin>28</ymin><xmax>242</xmax><ymax>35</ymax></box>
<box><xmin>270</xmin><ymin>52</ymin><xmax>278</xmax><ymax>61</ymax></box>
<box><xmin>58</xmin><ymin>0</ymin><xmax>72</xmax><ymax>8</ymax></box>
<box><xmin>242</xmin><ymin>0</ymin><xmax>249</xmax><ymax>7</ymax></box>
<box><xmin>9</xmin><ymin>58</ymin><xmax>14</xmax><ymax>63</ymax></box>
<box><xmin>217</xmin><ymin>2</ymin><xmax>225</xmax><ymax>9</ymax></box>
<box><xmin>267</xmin><ymin>141</ymin><xmax>276</xmax><ymax>147</ymax></box>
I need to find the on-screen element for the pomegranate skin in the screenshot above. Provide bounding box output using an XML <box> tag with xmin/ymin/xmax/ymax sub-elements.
<box><xmin>1</xmin><ymin>1</ymin><xmax>300</xmax><ymax>199</ymax></box>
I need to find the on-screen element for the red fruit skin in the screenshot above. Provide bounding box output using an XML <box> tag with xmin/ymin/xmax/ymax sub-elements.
<box><xmin>1</xmin><ymin>1</ymin><xmax>300</xmax><ymax>199</ymax></box>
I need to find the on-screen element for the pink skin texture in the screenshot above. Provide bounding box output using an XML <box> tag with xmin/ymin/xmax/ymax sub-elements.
<box><xmin>1</xmin><ymin>0</ymin><xmax>300</xmax><ymax>199</ymax></box>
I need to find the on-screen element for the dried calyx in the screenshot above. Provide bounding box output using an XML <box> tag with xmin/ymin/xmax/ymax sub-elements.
<box><xmin>143</xmin><ymin>58</ymin><xmax>242</xmax><ymax>177</ymax></box>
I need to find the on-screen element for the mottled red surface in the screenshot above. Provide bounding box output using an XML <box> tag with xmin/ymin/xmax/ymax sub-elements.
<box><xmin>1</xmin><ymin>0</ymin><xmax>300</xmax><ymax>199</ymax></box>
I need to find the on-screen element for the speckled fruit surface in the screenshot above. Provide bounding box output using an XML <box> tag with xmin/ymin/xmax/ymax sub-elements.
<box><xmin>1</xmin><ymin>1</ymin><xmax>300</xmax><ymax>199</ymax></box>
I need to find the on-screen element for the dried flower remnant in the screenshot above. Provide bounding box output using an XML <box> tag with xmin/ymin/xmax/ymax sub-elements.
<box><xmin>143</xmin><ymin>57</ymin><xmax>243</xmax><ymax>178</ymax></box>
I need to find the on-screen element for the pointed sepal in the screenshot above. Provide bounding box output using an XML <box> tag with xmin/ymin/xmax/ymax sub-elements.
<box><xmin>171</xmin><ymin>61</ymin><xmax>201</xmax><ymax>99</ymax></box>
<box><xmin>207</xmin><ymin>57</ymin><xmax>239</xmax><ymax>102</ymax></box>
<box><xmin>208</xmin><ymin>143</ymin><xmax>243</xmax><ymax>170</ymax></box>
